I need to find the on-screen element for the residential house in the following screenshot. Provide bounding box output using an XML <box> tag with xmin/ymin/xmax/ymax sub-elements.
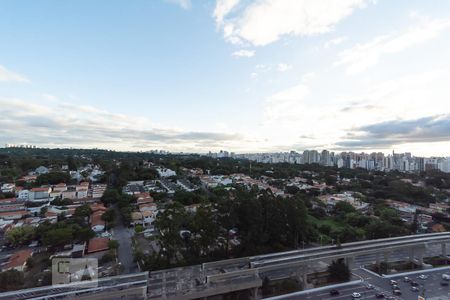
<box><xmin>75</xmin><ymin>184</ymin><xmax>89</xmax><ymax>199</ymax></box>
<box><xmin>35</xmin><ymin>166</ymin><xmax>49</xmax><ymax>175</ymax></box>
<box><xmin>131</xmin><ymin>212</ymin><xmax>143</xmax><ymax>226</ymax></box>
<box><xmin>142</xmin><ymin>210</ymin><xmax>155</xmax><ymax>226</ymax></box>
<box><xmin>87</xmin><ymin>237</ymin><xmax>109</xmax><ymax>254</ymax></box>
<box><xmin>90</xmin><ymin>184</ymin><xmax>107</xmax><ymax>198</ymax></box>
<box><xmin>139</xmin><ymin>203</ymin><xmax>157</xmax><ymax>213</ymax></box>
<box><xmin>0</xmin><ymin>210</ymin><xmax>28</xmax><ymax>220</ymax></box>
<box><xmin>2</xmin><ymin>249</ymin><xmax>33</xmax><ymax>272</ymax></box>
<box><xmin>17</xmin><ymin>189</ymin><xmax>30</xmax><ymax>200</ymax></box>
<box><xmin>29</xmin><ymin>187</ymin><xmax>51</xmax><ymax>201</ymax></box>
<box><xmin>156</xmin><ymin>167</ymin><xmax>176</xmax><ymax>178</ymax></box>
<box><xmin>90</xmin><ymin>211</ymin><xmax>105</xmax><ymax>233</ymax></box>
<box><xmin>53</xmin><ymin>183</ymin><xmax>68</xmax><ymax>193</ymax></box>
<box><xmin>1</xmin><ymin>183</ymin><xmax>15</xmax><ymax>193</ymax></box>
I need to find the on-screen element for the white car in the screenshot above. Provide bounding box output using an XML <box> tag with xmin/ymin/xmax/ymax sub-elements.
<box><xmin>352</xmin><ymin>292</ymin><xmax>361</xmax><ymax>298</ymax></box>
<box><xmin>418</xmin><ymin>274</ymin><xmax>428</xmax><ymax>280</ymax></box>
<box><xmin>442</xmin><ymin>274</ymin><xmax>450</xmax><ymax>281</ymax></box>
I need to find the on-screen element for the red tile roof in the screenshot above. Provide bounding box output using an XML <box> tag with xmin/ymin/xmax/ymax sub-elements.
<box><xmin>4</xmin><ymin>249</ymin><xmax>33</xmax><ymax>270</ymax></box>
<box><xmin>87</xmin><ymin>237</ymin><xmax>109</xmax><ymax>253</ymax></box>
<box><xmin>90</xmin><ymin>211</ymin><xmax>104</xmax><ymax>227</ymax></box>
<box><xmin>90</xmin><ymin>203</ymin><xmax>106</xmax><ymax>212</ymax></box>
<box><xmin>0</xmin><ymin>210</ymin><xmax>28</xmax><ymax>218</ymax></box>
<box><xmin>31</xmin><ymin>187</ymin><xmax>49</xmax><ymax>192</ymax></box>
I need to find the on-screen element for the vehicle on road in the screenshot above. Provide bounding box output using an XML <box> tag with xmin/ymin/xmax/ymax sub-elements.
<box><xmin>411</xmin><ymin>286</ymin><xmax>419</xmax><ymax>292</ymax></box>
<box><xmin>366</xmin><ymin>283</ymin><xmax>374</xmax><ymax>289</ymax></box>
<box><xmin>418</xmin><ymin>274</ymin><xmax>428</xmax><ymax>280</ymax></box>
<box><xmin>352</xmin><ymin>292</ymin><xmax>362</xmax><ymax>298</ymax></box>
<box><xmin>329</xmin><ymin>289</ymin><xmax>340</xmax><ymax>296</ymax></box>
<box><xmin>410</xmin><ymin>281</ymin><xmax>419</xmax><ymax>286</ymax></box>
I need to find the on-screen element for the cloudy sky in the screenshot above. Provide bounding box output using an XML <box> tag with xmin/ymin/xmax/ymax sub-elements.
<box><xmin>1</xmin><ymin>0</ymin><xmax>450</xmax><ymax>156</ymax></box>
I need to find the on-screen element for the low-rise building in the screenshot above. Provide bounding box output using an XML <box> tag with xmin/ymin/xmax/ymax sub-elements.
<box><xmin>87</xmin><ymin>237</ymin><xmax>109</xmax><ymax>254</ymax></box>
<box><xmin>30</xmin><ymin>187</ymin><xmax>51</xmax><ymax>201</ymax></box>
<box><xmin>1</xmin><ymin>183</ymin><xmax>15</xmax><ymax>193</ymax></box>
<box><xmin>2</xmin><ymin>249</ymin><xmax>33</xmax><ymax>272</ymax></box>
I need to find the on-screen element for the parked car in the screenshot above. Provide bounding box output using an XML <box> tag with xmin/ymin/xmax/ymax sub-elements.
<box><xmin>375</xmin><ymin>292</ymin><xmax>385</xmax><ymax>298</ymax></box>
<box><xmin>393</xmin><ymin>289</ymin><xmax>402</xmax><ymax>296</ymax></box>
<box><xmin>366</xmin><ymin>283</ymin><xmax>374</xmax><ymax>289</ymax></box>
<box><xmin>442</xmin><ymin>274</ymin><xmax>450</xmax><ymax>281</ymax></box>
<box><xmin>418</xmin><ymin>274</ymin><xmax>428</xmax><ymax>280</ymax></box>
<box><xmin>352</xmin><ymin>292</ymin><xmax>362</xmax><ymax>298</ymax></box>
<box><xmin>403</xmin><ymin>276</ymin><xmax>411</xmax><ymax>282</ymax></box>
<box><xmin>390</xmin><ymin>280</ymin><xmax>398</xmax><ymax>285</ymax></box>
<box><xmin>410</xmin><ymin>281</ymin><xmax>419</xmax><ymax>286</ymax></box>
<box><xmin>411</xmin><ymin>286</ymin><xmax>419</xmax><ymax>292</ymax></box>
<box><xmin>441</xmin><ymin>281</ymin><xmax>449</xmax><ymax>286</ymax></box>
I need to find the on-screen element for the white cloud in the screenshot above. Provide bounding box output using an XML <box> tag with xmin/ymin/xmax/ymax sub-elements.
<box><xmin>276</xmin><ymin>63</ymin><xmax>293</xmax><ymax>72</ymax></box>
<box><xmin>0</xmin><ymin>65</ymin><xmax>30</xmax><ymax>83</ymax></box>
<box><xmin>165</xmin><ymin>0</ymin><xmax>191</xmax><ymax>10</ymax></box>
<box><xmin>232</xmin><ymin>49</ymin><xmax>255</xmax><ymax>57</ymax></box>
<box><xmin>335</xmin><ymin>16</ymin><xmax>450</xmax><ymax>74</ymax></box>
<box><xmin>265</xmin><ymin>83</ymin><xmax>309</xmax><ymax>122</ymax></box>
<box><xmin>216</xmin><ymin>0</ymin><xmax>368</xmax><ymax>46</ymax></box>
<box><xmin>0</xmin><ymin>97</ymin><xmax>244</xmax><ymax>152</ymax></box>
<box><xmin>324</xmin><ymin>36</ymin><xmax>347</xmax><ymax>48</ymax></box>
<box><xmin>213</xmin><ymin>0</ymin><xmax>240</xmax><ymax>26</ymax></box>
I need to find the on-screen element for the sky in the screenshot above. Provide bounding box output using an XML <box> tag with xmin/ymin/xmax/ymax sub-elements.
<box><xmin>1</xmin><ymin>0</ymin><xmax>450</xmax><ymax>156</ymax></box>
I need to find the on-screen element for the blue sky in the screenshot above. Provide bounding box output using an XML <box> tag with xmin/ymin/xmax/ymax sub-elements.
<box><xmin>1</xmin><ymin>0</ymin><xmax>450</xmax><ymax>155</ymax></box>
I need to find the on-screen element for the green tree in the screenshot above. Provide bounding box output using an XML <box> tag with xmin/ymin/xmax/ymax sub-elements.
<box><xmin>108</xmin><ymin>240</ymin><xmax>119</xmax><ymax>250</ymax></box>
<box><xmin>42</xmin><ymin>227</ymin><xmax>73</xmax><ymax>247</ymax></box>
<box><xmin>333</xmin><ymin>201</ymin><xmax>356</xmax><ymax>215</ymax></box>
<box><xmin>327</xmin><ymin>259</ymin><xmax>350</xmax><ymax>282</ymax></box>
<box><xmin>101</xmin><ymin>189</ymin><xmax>120</xmax><ymax>205</ymax></box>
<box><xmin>154</xmin><ymin>202</ymin><xmax>188</xmax><ymax>262</ymax></box>
<box><xmin>0</xmin><ymin>270</ymin><xmax>24</xmax><ymax>292</ymax></box>
<box><xmin>36</xmin><ymin>172</ymin><xmax>70</xmax><ymax>185</ymax></box>
<box><xmin>101</xmin><ymin>209</ymin><xmax>116</xmax><ymax>228</ymax></box>
<box><xmin>74</xmin><ymin>204</ymin><xmax>92</xmax><ymax>219</ymax></box>
<box><xmin>6</xmin><ymin>226</ymin><xmax>36</xmax><ymax>247</ymax></box>
<box><xmin>135</xmin><ymin>225</ymin><xmax>144</xmax><ymax>233</ymax></box>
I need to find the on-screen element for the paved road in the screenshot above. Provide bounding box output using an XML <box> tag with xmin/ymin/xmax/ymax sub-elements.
<box><xmin>283</xmin><ymin>268</ymin><xmax>450</xmax><ymax>300</ymax></box>
<box><xmin>112</xmin><ymin>206</ymin><xmax>138</xmax><ymax>274</ymax></box>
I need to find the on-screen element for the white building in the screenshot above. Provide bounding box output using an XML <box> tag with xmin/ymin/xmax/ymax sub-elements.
<box><xmin>156</xmin><ymin>167</ymin><xmax>177</xmax><ymax>178</ymax></box>
<box><xmin>1</xmin><ymin>183</ymin><xmax>15</xmax><ymax>193</ymax></box>
<box><xmin>17</xmin><ymin>189</ymin><xmax>30</xmax><ymax>200</ymax></box>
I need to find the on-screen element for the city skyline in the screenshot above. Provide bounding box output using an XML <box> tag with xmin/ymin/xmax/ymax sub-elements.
<box><xmin>1</xmin><ymin>0</ymin><xmax>450</xmax><ymax>155</ymax></box>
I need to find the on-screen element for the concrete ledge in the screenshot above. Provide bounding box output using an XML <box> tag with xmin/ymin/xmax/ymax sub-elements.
<box><xmin>263</xmin><ymin>280</ymin><xmax>362</xmax><ymax>300</ymax></box>
<box><xmin>360</xmin><ymin>266</ymin><xmax>383</xmax><ymax>278</ymax></box>
<box><xmin>381</xmin><ymin>265</ymin><xmax>450</xmax><ymax>278</ymax></box>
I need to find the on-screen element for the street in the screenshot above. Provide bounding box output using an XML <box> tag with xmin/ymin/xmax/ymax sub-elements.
<box><xmin>112</xmin><ymin>206</ymin><xmax>138</xmax><ymax>274</ymax></box>
<box><xmin>269</xmin><ymin>267</ymin><xmax>450</xmax><ymax>300</ymax></box>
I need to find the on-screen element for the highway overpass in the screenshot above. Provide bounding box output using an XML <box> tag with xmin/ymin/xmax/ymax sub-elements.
<box><xmin>1</xmin><ymin>232</ymin><xmax>450</xmax><ymax>300</ymax></box>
